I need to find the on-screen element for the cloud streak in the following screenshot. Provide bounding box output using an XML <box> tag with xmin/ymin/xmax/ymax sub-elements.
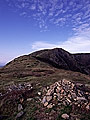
<box><xmin>32</xmin><ymin>38</ymin><xmax>90</xmax><ymax>53</ymax></box>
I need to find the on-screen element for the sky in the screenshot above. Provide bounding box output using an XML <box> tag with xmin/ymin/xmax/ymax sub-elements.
<box><xmin>0</xmin><ymin>0</ymin><xmax>90</xmax><ymax>65</ymax></box>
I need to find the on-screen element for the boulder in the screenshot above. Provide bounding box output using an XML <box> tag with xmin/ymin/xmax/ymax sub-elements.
<box><xmin>18</xmin><ymin>104</ymin><xmax>23</xmax><ymax>112</ymax></box>
<box><xmin>47</xmin><ymin>103</ymin><xmax>53</xmax><ymax>109</ymax></box>
<box><xmin>46</xmin><ymin>96</ymin><xmax>52</xmax><ymax>102</ymax></box>
<box><xmin>42</xmin><ymin>96</ymin><xmax>47</xmax><ymax>104</ymax></box>
<box><xmin>16</xmin><ymin>111</ymin><xmax>24</xmax><ymax>119</ymax></box>
<box><xmin>61</xmin><ymin>113</ymin><xmax>69</xmax><ymax>119</ymax></box>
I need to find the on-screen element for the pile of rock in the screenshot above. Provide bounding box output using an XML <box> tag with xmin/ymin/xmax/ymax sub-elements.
<box><xmin>7</xmin><ymin>82</ymin><xmax>33</xmax><ymax>92</ymax></box>
<box><xmin>42</xmin><ymin>79</ymin><xmax>90</xmax><ymax>110</ymax></box>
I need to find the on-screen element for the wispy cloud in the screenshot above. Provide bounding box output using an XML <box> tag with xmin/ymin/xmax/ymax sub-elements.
<box><xmin>32</xmin><ymin>35</ymin><xmax>90</xmax><ymax>53</ymax></box>
<box><xmin>6</xmin><ymin>0</ymin><xmax>90</xmax><ymax>32</ymax></box>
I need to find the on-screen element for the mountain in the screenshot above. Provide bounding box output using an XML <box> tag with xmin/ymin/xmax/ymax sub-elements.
<box><xmin>31</xmin><ymin>48</ymin><xmax>90</xmax><ymax>75</ymax></box>
<box><xmin>1</xmin><ymin>48</ymin><xmax>90</xmax><ymax>76</ymax></box>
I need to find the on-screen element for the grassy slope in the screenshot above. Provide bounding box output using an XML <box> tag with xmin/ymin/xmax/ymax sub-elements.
<box><xmin>0</xmin><ymin>56</ymin><xmax>90</xmax><ymax>120</ymax></box>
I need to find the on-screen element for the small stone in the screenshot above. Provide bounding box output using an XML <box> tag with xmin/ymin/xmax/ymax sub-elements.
<box><xmin>16</xmin><ymin>111</ymin><xmax>24</xmax><ymax>118</ymax></box>
<box><xmin>56</xmin><ymin>88</ymin><xmax>60</xmax><ymax>93</ymax></box>
<box><xmin>63</xmin><ymin>101</ymin><xmax>67</xmax><ymax>106</ymax></box>
<box><xmin>53</xmin><ymin>95</ymin><xmax>57</xmax><ymax>100</ymax></box>
<box><xmin>61</xmin><ymin>89</ymin><xmax>64</xmax><ymax>94</ymax></box>
<box><xmin>47</xmin><ymin>86</ymin><xmax>49</xmax><ymax>90</ymax></box>
<box><xmin>88</xmin><ymin>96</ymin><xmax>90</xmax><ymax>100</ymax></box>
<box><xmin>61</xmin><ymin>113</ymin><xmax>69</xmax><ymax>119</ymax></box>
<box><xmin>0</xmin><ymin>93</ymin><xmax>2</xmax><ymax>96</ymax></box>
<box><xmin>54</xmin><ymin>93</ymin><xmax>57</xmax><ymax>96</ymax></box>
<box><xmin>71</xmin><ymin>83</ymin><xmax>75</xmax><ymax>89</ymax></box>
<box><xmin>77</xmin><ymin>97</ymin><xmax>86</xmax><ymax>101</ymax></box>
<box><xmin>47</xmin><ymin>103</ymin><xmax>53</xmax><ymax>109</ymax></box>
<box><xmin>78</xmin><ymin>104</ymin><xmax>80</xmax><ymax>107</ymax></box>
<box><xmin>68</xmin><ymin>94</ymin><xmax>71</xmax><ymax>99</ymax></box>
<box><xmin>56</xmin><ymin>82</ymin><xmax>61</xmax><ymax>86</ymax></box>
<box><xmin>46</xmin><ymin>96</ymin><xmax>52</xmax><ymax>102</ymax></box>
<box><xmin>71</xmin><ymin>93</ymin><xmax>77</xmax><ymax>99</ymax></box>
<box><xmin>42</xmin><ymin>96</ymin><xmax>47</xmax><ymax>104</ymax></box>
<box><xmin>46</xmin><ymin>90</ymin><xmax>53</xmax><ymax>96</ymax></box>
<box><xmin>62</xmin><ymin>79</ymin><xmax>69</xmax><ymax>85</ymax></box>
<box><xmin>18</xmin><ymin>104</ymin><xmax>23</xmax><ymax>112</ymax></box>
<box><xmin>44</xmin><ymin>102</ymin><xmax>48</xmax><ymax>107</ymax></box>
<box><xmin>57</xmin><ymin>93</ymin><xmax>60</xmax><ymax>98</ymax></box>
<box><xmin>85</xmin><ymin>92</ymin><xmax>89</xmax><ymax>95</ymax></box>
<box><xmin>86</xmin><ymin>104</ymin><xmax>90</xmax><ymax>110</ymax></box>
<box><xmin>38</xmin><ymin>92</ymin><xmax>42</xmax><ymax>96</ymax></box>
<box><xmin>66</xmin><ymin>98</ymin><xmax>71</xmax><ymax>103</ymax></box>
<box><xmin>74</xmin><ymin>99</ymin><xmax>77</xmax><ymax>101</ymax></box>
<box><xmin>27</xmin><ymin>98</ymin><xmax>32</xmax><ymax>101</ymax></box>
<box><xmin>43</xmin><ymin>87</ymin><xmax>47</xmax><ymax>92</ymax></box>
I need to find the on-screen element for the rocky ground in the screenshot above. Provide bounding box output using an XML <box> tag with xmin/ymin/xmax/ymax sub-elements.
<box><xmin>0</xmin><ymin>79</ymin><xmax>90</xmax><ymax>120</ymax></box>
<box><xmin>41</xmin><ymin>79</ymin><xmax>90</xmax><ymax>120</ymax></box>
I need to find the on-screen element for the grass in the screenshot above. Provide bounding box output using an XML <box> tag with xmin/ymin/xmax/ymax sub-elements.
<box><xmin>0</xmin><ymin>56</ymin><xmax>90</xmax><ymax>120</ymax></box>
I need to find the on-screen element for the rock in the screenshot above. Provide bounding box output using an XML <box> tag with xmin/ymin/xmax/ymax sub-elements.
<box><xmin>43</xmin><ymin>87</ymin><xmax>47</xmax><ymax>92</ymax></box>
<box><xmin>66</xmin><ymin>98</ymin><xmax>71</xmax><ymax>103</ymax></box>
<box><xmin>57</xmin><ymin>93</ymin><xmax>60</xmax><ymax>98</ymax></box>
<box><xmin>44</xmin><ymin>102</ymin><xmax>48</xmax><ymax>107</ymax></box>
<box><xmin>61</xmin><ymin>89</ymin><xmax>64</xmax><ymax>94</ymax></box>
<box><xmin>68</xmin><ymin>94</ymin><xmax>72</xmax><ymax>99</ymax></box>
<box><xmin>56</xmin><ymin>88</ymin><xmax>60</xmax><ymax>93</ymax></box>
<box><xmin>16</xmin><ymin>111</ymin><xmax>24</xmax><ymax>119</ymax></box>
<box><xmin>71</xmin><ymin>93</ymin><xmax>77</xmax><ymax>99</ymax></box>
<box><xmin>53</xmin><ymin>95</ymin><xmax>57</xmax><ymax>100</ymax></box>
<box><xmin>61</xmin><ymin>113</ymin><xmax>69</xmax><ymax>119</ymax></box>
<box><xmin>78</xmin><ymin>104</ymin><xmax>80</xmax><ymax>107</ymax></box>
<box><xmin>38</xmin><ymin>92</ymin><xmax>42</xmax><ymax>96</ymax></box>
<box><xmin>47</xmin><ymin>103</ymin><xmax>53</xmax><ymax>109</ymax></box>
<box><xmin>56</xmin><ymin>82</ymin><xmax>61</xmax><ymax>87</ymax></box>
<box><xmin>42</xmin><ymin>96</ymin><xmax>47</xmax><ymax>104</ymax></box>
<box><xmin>71</xmin><ymin>83</ymin><xmax>75</xmax><ymax>89</ymax></box>
<box><xmin>77</xmin><ymin>97</ymin><xmax>86</xmax><ymax>101</ymax></box>
<box><xmin>27</xmin><ymin>98</ymin><xmax>32</xmax><ymax>101</ymax></box>
<box><xmin>47</xmin><ymin>86</ymin><xmax>49</xmax><ymax>90</ymax></box>
<box><xmin>88</xmin><ymin>96</ymin><xmax>90</xmax><ymax>100</ymax></box>
<box><xmin>46</xmin><ymin>89</ymin><xmax>53</xmax><ymax>96</ymax></box>
<box><xmin>46</xmin><ymin>96</ymin><xmax>52</xmax><ymax>102</ymax></box>
<box><xmin>18</xmin><ymin>104</ymin><xmax>23</xmax><ymax>112</ymax></box>
<box><xmin>62</xmin><ymin>79</ymin><xmax>69</xmax><ymax>84</ymax></box>
<box><xmin>86</xmin><ymin>104</ymin><xmax>90</xmax><ymax>110</ymax></box>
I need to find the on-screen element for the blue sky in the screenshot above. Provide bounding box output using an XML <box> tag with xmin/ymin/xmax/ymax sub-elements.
<box><xmin>0</xmin><ymin>0</ymin><xmax>90</xmax><ymax>65</ymax></box>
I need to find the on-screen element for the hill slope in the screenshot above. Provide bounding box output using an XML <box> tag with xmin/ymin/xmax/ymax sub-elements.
<box><xmin>1</xmin><ymin>48</ymin><xmax>90</xmax><ymax>76</ymax></box>
<box><xmin>0</xmin><ymin>48</ymin><xmax>90</xmax><ymax>120</ymax></box>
